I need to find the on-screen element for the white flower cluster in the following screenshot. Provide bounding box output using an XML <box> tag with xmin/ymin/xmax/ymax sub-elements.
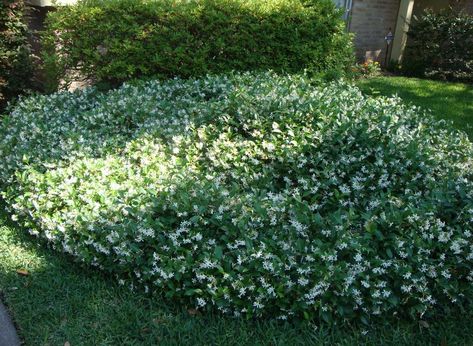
<box><xmin>1</xmin><ymin>72</ymin><xmax>472</xmax><ymax>322</ymax></box>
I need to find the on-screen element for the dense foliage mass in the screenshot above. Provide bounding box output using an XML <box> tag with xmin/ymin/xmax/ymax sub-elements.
<box><xmin>403</xmin><ymin>9</ymin><xmax>473</xmax><ymax>82</ymax></box>
<box><xmin>0</xmin><ymin>0</ymin><xmax>33</xmax><ymax>111</ymax></box>
<box><xmin>1</xmin><ymin>73</ymin><xmax>473</xmax><ymax>323</ymax></box>
<box><xmin>42</xmin><ymin>0</ymin><xmax>353</xmax><ymax>90</ymax></box>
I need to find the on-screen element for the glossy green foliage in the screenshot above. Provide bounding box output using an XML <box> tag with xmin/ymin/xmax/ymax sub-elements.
<box><xmin>0</xmin><ymin>0</ymin><xmax>33</xmax><ymax>111</ymax></box>
<box><xmin>403</xmin><ymin>9</ymin><xmax>473</xmax><ymax>82</ymax></box>
<box><xmin>42</xmin><ymin>0</ymin><xmax>353</xmax><ymax>90</ymax></box>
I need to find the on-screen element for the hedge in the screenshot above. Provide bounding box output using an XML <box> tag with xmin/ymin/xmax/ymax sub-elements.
<box><xmin>402</xmin><ymin>9</ymin><xmax>473</xmax><ymax>82</ymax></box>
<box><xmin>0</xmin><ymin>0</ymin><xmax>33</xmax><ymax>111</ymax></box>
<box><xmin>42</xmin><ymin>0</ymin><xmax>354</xmax><ymax>89</ymax></box>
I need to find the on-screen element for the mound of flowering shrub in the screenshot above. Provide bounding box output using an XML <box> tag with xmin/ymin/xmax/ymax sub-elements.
<box><xmin>1</xmin><ymin>73</ymin><xmax>473</xmax><ymax>322</ymax></box>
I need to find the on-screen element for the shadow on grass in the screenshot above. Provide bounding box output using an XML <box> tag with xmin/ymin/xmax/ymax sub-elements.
<box><xmin>357</xmin><ymin>76</ymin><xmax>473</xmax><ymax>139</ymax></box>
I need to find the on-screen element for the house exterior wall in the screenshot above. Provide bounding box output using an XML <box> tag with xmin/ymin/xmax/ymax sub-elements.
<box><xmin>349</xmin><ymin>0</ymin><xmax>401</xmax><ymax>63</ymax></box>
<box><xmin>348</xmin><ymin>0</ymin><xmax>473</xmax><ymax>63</ymax></box>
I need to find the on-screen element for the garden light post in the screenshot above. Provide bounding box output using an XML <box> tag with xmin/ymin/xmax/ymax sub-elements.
<box><xmin>385</xmin><ymin>29</ymin><xmax>394</xmax><ymax>67</ymax></box>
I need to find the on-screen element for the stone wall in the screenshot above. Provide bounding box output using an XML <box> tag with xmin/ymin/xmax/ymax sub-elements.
<box><xmin>349</xmin><ymin>0</ymin><xmax>401</xmax><ymax>63</ymax></box>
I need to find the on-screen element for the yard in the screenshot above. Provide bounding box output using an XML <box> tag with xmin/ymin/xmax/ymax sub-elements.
<box><xmin>1</xmin><ymin>75</ymin><xmax>473</xmax><ymax>345</ymax></box>
<box><xmin>1</xmin><ymin>0</ymin><xmax>473</xmax><ymax>344</ymax></box>
<box><xmin>357</xmin><ymin>76</ymin><xmax>473</xmax><ymax>139</ymax></box>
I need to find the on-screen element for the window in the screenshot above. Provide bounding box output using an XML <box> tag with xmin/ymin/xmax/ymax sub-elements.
<box><xmin>333</xmin><ymin>0</ymin><xmax>353</xmax><ymax>20</ymax></box>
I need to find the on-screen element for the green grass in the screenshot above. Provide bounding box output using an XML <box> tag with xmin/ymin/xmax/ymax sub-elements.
<box><xmin>2</xmin><ymin>76</ymin><xmax>473</xmax><ymax>345</ymax></box>
<box><xmin>357</xmin><ymin>76</ymin><xmax>473</xmax><ymax>139</ymax></box>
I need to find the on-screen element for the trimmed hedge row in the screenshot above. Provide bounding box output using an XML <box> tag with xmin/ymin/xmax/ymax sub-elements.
<box><xmin>0</xmin><ymin>0</ymin><xmax>33</xmax><ymax>111</ymax></box>
<box><xmin>402</xmin><ymin>9</ymin><xmax>473</xmax><ymax>82</ymax></box>
<box><xmin>42</xmin><ymin>0</ymin><xmax>354</xmax><ymax>89</ymax></box>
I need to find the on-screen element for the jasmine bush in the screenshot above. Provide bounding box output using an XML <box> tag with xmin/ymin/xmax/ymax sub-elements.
<box><xmin>1</xmin><ymin>72</ymin><xmax>473</xmax><ymax>323</ymax></box>
<box><xmin>42</xmin><ymin>0</ymin><xmax>353</xmax><ymax>90</ymax></box>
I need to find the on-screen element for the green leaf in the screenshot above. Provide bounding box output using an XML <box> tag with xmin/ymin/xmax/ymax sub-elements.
<box><xmin>214</xmin><ymin>246</ymin><xmax>223</xmax><ymax>260</ymax></box>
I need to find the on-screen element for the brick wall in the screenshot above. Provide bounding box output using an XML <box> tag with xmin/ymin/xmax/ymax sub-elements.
<box><xmin>349</xmin><ymin>0</ymin><xmax>401</xmax><ymax>63</ymax></box>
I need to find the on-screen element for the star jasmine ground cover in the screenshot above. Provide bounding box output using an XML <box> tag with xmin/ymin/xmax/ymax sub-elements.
<box><xmin>0</xmin><ymin>72</ymin><xmax>472</xmax><ymax>323</ymax></box>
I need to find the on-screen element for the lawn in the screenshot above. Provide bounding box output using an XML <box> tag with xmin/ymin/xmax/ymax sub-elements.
<box><xmin>1</xmin><ymin>75</ymin><xmax>473</xmax><ymax>345</ymax></box>
<box><xmin>357</xmin><ymin>76</ymin><xmax>473</xmax><ymax>139</ymax></box>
